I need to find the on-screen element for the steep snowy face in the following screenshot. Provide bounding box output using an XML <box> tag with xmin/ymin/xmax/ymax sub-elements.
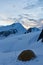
<box><xmin>11</xmin><ymin>23</ymin><xmax>26</xmax><ymax>33</ymax></box>
<box><xmin>0</xmin><ymin>23</ymin><xmax>26</xmax><ymax>37</ymax></box>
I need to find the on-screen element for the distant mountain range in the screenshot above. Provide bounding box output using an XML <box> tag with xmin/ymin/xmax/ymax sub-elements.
<box><xmin>0</xmin><ymin>22</ymin><xmax>40</xmax><ymax>38</ymax></box>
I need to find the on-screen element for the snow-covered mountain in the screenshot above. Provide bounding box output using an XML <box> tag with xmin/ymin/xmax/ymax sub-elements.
<box><xmin>0</xmin><ymin>23</ymin><xmax>26</xmax><ymax>37</ymax></box>
<box><xmin>0</xmin><ymin>21</ymin><xmax>41</xmax><ymax>38</ymax></box>
<box><xmin>25</xmin><ymin>27</ymin><xmax>40</xmax><ymax>33</ymax></box>
<box><xmin>0</xmin><ymin>19</ymin><xmax>43</xmax><ymax>65</ymax></box>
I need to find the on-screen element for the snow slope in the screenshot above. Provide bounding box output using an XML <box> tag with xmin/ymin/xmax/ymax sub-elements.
<box><xmin>0</xmin><ymin>31</ymin><xmax>43</xmax><ymax>65</ymax></box>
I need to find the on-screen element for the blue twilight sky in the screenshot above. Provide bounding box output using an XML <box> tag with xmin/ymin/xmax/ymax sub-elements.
<box><xmin>0</xmin><ymin>0</ymin><xmax>43</xmax><ymax>27</ymax></box>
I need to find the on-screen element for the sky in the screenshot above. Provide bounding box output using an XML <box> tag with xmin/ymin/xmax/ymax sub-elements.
<box><xmin>0</xmin><ymin>0</ymin><xmax>43</xmax><ymax>28</ymax></box>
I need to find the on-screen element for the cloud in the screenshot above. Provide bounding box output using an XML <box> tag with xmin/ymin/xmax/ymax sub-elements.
<box><xmin>17</xmin><ymin>14</ymin><xmax>43</xmax><ymax>29</ymax></box>
<box><xmin>24</xmin><ymin>0</ymin><xmax>38</xmax><ymax>9</ymax></box>
<box><xmin>23</xmin><ymin>0</ymin><xmax>43</xmax><ymax>19</ymax></box>
<box><xmin>0</xmin><ymin>16</ymin><xmax>17</xmax><ymax>26</ymax></box>
<box><xmin>24</xmin><ymin>0</ymin><xmax>43</xmax><ymax>9</ymax></box>
<box><xmin>0</xmin><ymin>14</ymin><xmax>43</xmax><ymax>28</ymax></box>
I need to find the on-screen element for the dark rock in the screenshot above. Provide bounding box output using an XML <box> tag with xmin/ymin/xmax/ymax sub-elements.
<box><xmin>18</xmin><ymin>50</ymin><xmax>36</xmax><ymax>61</ymax></box>
<box><xmin>0</xmin><ymin>29</ymin><xmax>18</xmax><ymax>37</ymax></box>
<box><xmin>37</xmin><ymin>30</ymin><xmax>43</xmax><ymax>41</ymax></box>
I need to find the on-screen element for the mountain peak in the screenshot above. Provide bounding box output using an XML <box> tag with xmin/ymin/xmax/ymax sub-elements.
<box><xmin>0</xmin><ymin>22</ymin><xmax>26</xmax><ymax>37</ymax></box>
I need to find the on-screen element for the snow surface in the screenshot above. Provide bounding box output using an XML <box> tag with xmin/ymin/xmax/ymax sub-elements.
<box><xmin>0</xmin><ymin>30</ymin><xmax>43</xmax><ymax>65</ymax></box>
